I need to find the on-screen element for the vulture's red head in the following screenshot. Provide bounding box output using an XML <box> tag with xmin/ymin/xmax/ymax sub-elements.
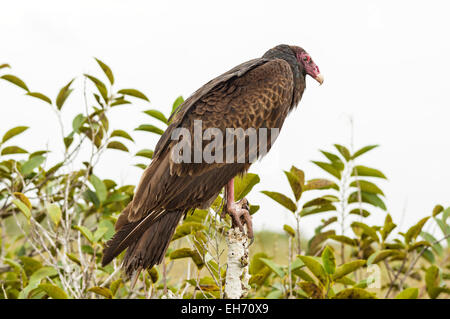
<box><xmin>263</xmin><ymin>45</ymin><xmax>323</xmax><ymax>85</ymax></box>
<box><xmin>290</xmin><ymin>46</ymin><xmax>323</xmax><ymax>85</ymax></box>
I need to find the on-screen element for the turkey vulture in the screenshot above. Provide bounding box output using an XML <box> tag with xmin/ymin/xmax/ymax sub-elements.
<box><xmin>102</xmin><ymin>44</ymin><xmax>323</xmax><ymax>277</ymax></box>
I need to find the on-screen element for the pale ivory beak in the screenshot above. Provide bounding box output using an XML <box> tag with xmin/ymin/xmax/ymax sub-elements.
<box><xmin>315</xmin><ymin>73</ymin><xmax>324</xmax><ymax>85</ymax></box>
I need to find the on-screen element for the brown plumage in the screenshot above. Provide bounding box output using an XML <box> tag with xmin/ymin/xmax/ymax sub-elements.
<box><xmin>102</xmin><ymin>44</ymin><xmax>323</xmax><ymax>276</ymax></box>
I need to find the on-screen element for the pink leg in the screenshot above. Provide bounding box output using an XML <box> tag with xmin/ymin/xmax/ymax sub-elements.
<box><xmin>221</xmin><ymin>178</ymin><xmax>254</xmax><ymax>239</ymax></box>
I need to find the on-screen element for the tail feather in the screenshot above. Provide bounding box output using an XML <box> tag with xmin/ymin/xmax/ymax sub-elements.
<box><xmin>122</xmin><ymin>210</ymin><xmax>183</xmax><ymax>276</ymax></box>
<box><xmin>101</xmin><ymin>209</ymin><xmax>183</xmax><ymax>277</ymax></box>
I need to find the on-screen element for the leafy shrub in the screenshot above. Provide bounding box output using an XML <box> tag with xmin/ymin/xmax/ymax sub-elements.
<box><xmin>0</xmin><ymin>61</ymin><xmax>448</xmax><ymax>299</ymax></box>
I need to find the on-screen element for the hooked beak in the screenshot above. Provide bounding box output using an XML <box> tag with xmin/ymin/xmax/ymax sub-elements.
<box><xmin>314</xmin><ymin>73</ymin><xmax>324</xmax><ymax>85</ymax></box>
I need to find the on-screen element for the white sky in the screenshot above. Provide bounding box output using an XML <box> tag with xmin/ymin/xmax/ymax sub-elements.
<box><xmin>1</xmin><ymin>0</ymin><xmax>449</xmax><ymax>238</ymax></box>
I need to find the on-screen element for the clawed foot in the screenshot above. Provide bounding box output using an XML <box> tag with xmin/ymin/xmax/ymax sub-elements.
<box><xmin>221</xmin><ymin>197</ymin><xmax>254</xmax><ymax>242</ymax></box>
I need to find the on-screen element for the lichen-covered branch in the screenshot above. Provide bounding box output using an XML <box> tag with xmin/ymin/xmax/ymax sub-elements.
<box><xmin>224</xmin><ymin>227</ymin><xmax>249</xmax><ymax>299</ymax></box>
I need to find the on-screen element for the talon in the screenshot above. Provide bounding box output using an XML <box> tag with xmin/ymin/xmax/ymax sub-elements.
<box><xmin>224</xmin><ymin>178</ymin><xmax>254</xmax><ymax>240</ymax></box>
<box><xmin>225</xmin><ymin>202</ymin><xmax>253</xmax><ymax>239</ymax></box>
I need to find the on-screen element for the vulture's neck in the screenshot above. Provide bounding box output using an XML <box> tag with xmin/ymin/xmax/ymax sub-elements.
<box><xmin>262</xmin><ymin>50</ymin><xmax>305</xmax><ymax>109</ymax></box>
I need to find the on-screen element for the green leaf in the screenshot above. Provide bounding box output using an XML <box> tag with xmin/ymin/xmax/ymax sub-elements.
<box><xmin>74</xmin><ymin>225</ymin><xmax>94</xmax><ymax>244</ymax></box>
<box><xmin>19</xmin><ymin>256</ymin><xmax>42</xmax><ymax>276</ymax></box>
<box><xmin>12</xmin><ymin>199</ymin><xmax>31</xmax><ymax>220</ymax></box>
<box><xmin>72</xmin><ymin>114</ymin><xmax>86</xmax><ymax>133</ymax></box>
<box><xmin>349</xmin><ymin>208</ymin><xmax>371</xmax><ymax>218</ymax></box>
<box><xmin>89</xmin><ymin>174</ymin><xmax>107</xmax><ymax>203</ymax></box>
<box><xmin>0</xmin><ymin>74</ymin><xmax>29</xmax><ymax>91</ymax></box>
<box><xmin>333</xmin><ymin>287</ymin><xmax>376</xmax><ymax>299</ymax></box>
<box><xmin>186</xmin><ymin>277</ymin><xmax>219</xmax><ymax>292</ymax></box>
<box><xmin>259</xmin><ymin>258</ymin><xmax>285</xmax><ymax>278</ymax></box>
<box><xmin>147</xmin><ymin>267</ymin><xmax>159</xmax><ymax>283</ymax></box>
<box><xmin>434</xmin><ymin>217</ymin><xmax>450</xmax><ymax>246</ymax></box>
<box><xmin>3</xmin><ymin>258</ymin><xmax>27</xmax><ymax>283</ymax></box>
<box><xmin>336</xmin><ymin>277</ymin><xmax>356</xmax><ymax>286</ymax></box>
<box><xmin>298</xmin><ymin>282</ymin><xmax>324</xmax><ymax>299</ymax></box>
<box><xmin>425</xmin><ymin>265</ymin><xmax>440</xmax><ymax>299</ymax></box>
<box><xmin>311</xmin><ymin>161</ymin><xmax>341</xmax><ymax>179</ymax></box>
<box><xmin>2</xmin><ymin>126</ymin><xmax>29</xmax><ymax>143</ymax></box>
<box><xmin>261</xmin><ymin>191</ymin><xmax>297</xmax><ymax>212</ymax></box>
<box><xmin>20</xmin><ymin>155</ymin><xmax>45</xmax><ymax>175</ymax></box>
<box><xmin>351</xmin><ymin>221</ymin><xmax>379</xmax><ymax>242</ymax></box>
<box><xmin>329</xmin><ymin>235</ymin><xmax>358</xmax><ymax>246</ymax></box>
<box><xmin>333</xmin><ymin>144</ymin><xmax>351</xmax><ymax>161</ymax></box>
<box><xmin>293</xmin><ymin>269</ymin><xmax>315</xmax><ymax>283</ymax></box>
<box><xmin>66</xmin><ymin>253</ymin><xmax>81</xmax><ymax>265</ymax></box>
<box><xmin>171</xmin><ymin>95</ymin><xmax>185</xmax><ymax>114</ymax></box>
<box><xmin>298</xmin><ymin>256</ymin><xmax>327</xmax><ymax>285</ymax></box>
<box><xmin>395</xmin><ymin>288</ymin><xmax>418</xmax><ymax>299</ymax></box>
<box><xmin>234</xmin><ymin>173</ymin><xmax>260</xmax><ymax>200</ymax></box>
<box><xmin>56</xmin><ymin>79</ymin><xmax>74</xmax><ymax>110</ymax></box>
<box><xmin>283</xmin><ymin>224</ymin><xmax>296</xmax><ymax>237</ymax></box>
<box><xmin>303</xmin><ymin>178</ymin><xmax>337</xmax><ymax>191</ymax></box>
<box><xmin>1</xmin><ymin>146</ymin><xmax>28</xmax><ymax>155</ymax></box>
<box><xmin>249</xmin><ymin>252</ymin><xmax>269</xmax><ymax>275</ymax></box>
<box><xmin>110</xmin><ymin>130</ymin><xmax>134</xmax><ymax>142</ymax></box>
<box><xmin>307</xmin><ymin>230</ymin><xmax>336</xmax><ymax>256</ymax></box>
<box><xmin>143</xmin><ymin>109</ymin><xmax>168</xmax><ymax>124</ymax></box>
<box><xmin>135</xmin><ymin>124</ymin><xmax>164</xmax><ymax>135</ymax></box>
<box><xmin>349</xmin><ymin>180</ymin><xmax>384</xmax><ymax>196</ymax></box>
<box><xmin>46</xmin><ymin>203</ymin><xmax>62</xmax><ymax>227</ymax></box>
<box><xmin>169</xmin><ymin>248</ymin><xmax>203</xmax><ymax>268</ymax></box>
<box><xmin>249</xmin><ymin>268</ymin><xmax>272</xmax><ymax>287</ymax></box>
<box><xmin>316</xmin><ymin>216</ymin><xmax>338</xmax><ymax>233</ymax></box>
<box><xmin>84</xmin><ymin>74</ymin><xmax>108</xmax><ymax>102</ymax></box>
<box><xmin>381</xmin><ymin>214</ymin><xmax>396</xmax><ymax>241</ymax></box>
<box><xmin>300</xmin><ymin>204</ymin><xmax>336</xmax><ymax>218</ymax></box>
<box><xmin>422</xmin><ymin>249</ymin><xmax>435</xmax><ymax>264</ymax></box>
<box><xmin>18</xmin><ymin>266</ymin><xmax>58</xmax><ymax>298</ymax></box>
<box><xmin>83</xmin><ymin>189</ymin><xmax>100</xmax><ymax>207</ymax></box>
<box><xmin>172</xmin><ymin>222</ymin><xmax>206</xmax><ymax>241</ymax></box>
<box><xmin>322</xmin><ymin>246</ymin><xmax>336</xmax><ymax>275</ymax></box>
<box><xmin>303</xmin><ymin>195</ymin><xmax>338</xmax><ymax>208</ymax></box>
<box><xmin>64</xmin><ymin>135</ymin><xmax>73</xmax><ymax>149</ymax></box>
<box><xmin>421</xmin><ymin>231</ymin><xmax>444</xmax><ymax>256</ymax></box>
<box><xmin>432</xmin><ymin>204</ymin><xmax>444</xmax><ymax>217</ymax></box>
<box><xmin>94</xmin><ymin>58</ymin><xmax>114</xmax><ymax>85</ymax></box>
<box><xmin>284</xmin><ymin>170</ymin><xmax>303</xmax><ymax>201</ymax></box>
<box><xmin>249</xmin><ymin>205</ymin><xmax>260</xmax><ymax>215</ymax></box>
<box><xmin>443</xmin><ymin>207</ymin><xmax>450</xmax><ymax>222</ymax></box>
<box><xmin>332</xmin><ymin>260</ymin><xmax>366</xmax><ymax>280</ymax></box>
<box><xmin>93</xmin><ymin>226</ymin><xmax>108</xmax><ymax>243</ymax></box>
<box><xmin>97</xmin><ymin>220</ymin><xmax>115</xmax><ymax>240</ymax></box>
<box><xmin>107</xmin><ymin>141</ymin><xmax>129</xmax><ymax>152</ymax></box>
<box><xmin>0</xmin><ymin>63</ymin><xmax>10</xmax><ymax>69</ymax></box>
<box><xmin>117</xmin><ymin>88</ymin><xmax>149</xmax><ymax>101</ymax></box>
<box><xmin>404</xmin><ymin>217</ymin><xmax>430</xmax><ymax>245</ymax></box>
<box><xmin>135</xmin><ymin>149</ymin><xmax>154</xmax><ymax>159</ymax></box>
<box><xmin>352</xmin><ymin>165</ymin><xmax>387</xmax><ymax>179</ymax></box>
<box><xmin>290</xmin><ymin>257</ymin><xmax>305</xmax><ymax>271</ymax></box>
<box><xmin>88</xmin><ymin>286</ymin><xmax>113</xmax><ymax>299</ymax></box>
<box><xmin>38</xmin><ymin>283</ymin><xmax>68</xmax><ymax>299</ymax></box>
<box><xmin>110</xmin><ymin>279</ymin><xmax>123</xmax><ymax>296</ymax></box>
<box><xmin>348</xmin><ymin>191</ymin><xmax>386</xmax><ymax>210</ymax></box>
<box><xmin>12</xmin><ymin>192</ymin><xmax>31</xmax><ymax>210</ymax></box>
<box><xmin>320</xmin><ymin>150</ymin><xmax>344</xmax><ymax>170</ymax></box>
<box><xmin>26</xmin><ymin>92</ymin><xmax>52</xmax><ymax>104</ymax></box>
<box><xmin>367</xmin><ymin>249</ymin><xmax>396</xmax><ymax>265</ymax></box>
<box><xmin>110</xmin><ymin>98</ymin><xmax>131</xmax><ymax>107</ymax></box>
<box><xmin>351</xmin><ymin>145</ymin><xmax>379</xmax><ymax>159</ymax></box>
<box><xmin>408</xmin><ymin>240</ymin><xmax>431</xmax><ymax>251</ymax></box>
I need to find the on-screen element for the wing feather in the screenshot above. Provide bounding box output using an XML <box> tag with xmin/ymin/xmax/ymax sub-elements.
<box><xmin>128</xmin><ymin>58</ymin><xmax>295</xmax><ymax>222</ymax></box>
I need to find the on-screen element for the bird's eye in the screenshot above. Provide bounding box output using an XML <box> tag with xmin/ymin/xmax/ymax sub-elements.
<box><xmin>303</xmin><ymin>56</ymin><xmax>310</xmax><ymax>62</ymax></box>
